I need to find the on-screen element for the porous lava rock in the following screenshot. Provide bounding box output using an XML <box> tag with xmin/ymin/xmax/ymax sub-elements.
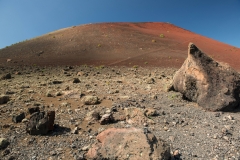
<box><xmin>86</xmin><ymin>127</ymin><xmax>170</xmax><ymax>160</ymax></box>
<box><xmin>173</xmin><ymin>43</ymin><xmax>240</xmax><ymax>111</ymax></box>
<box><xmin>26</xmin><ymin>111</ymin><xmax>55</xmax><ymax>135</ymax></box>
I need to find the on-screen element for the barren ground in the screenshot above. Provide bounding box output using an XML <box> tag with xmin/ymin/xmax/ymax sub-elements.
<box><xmin>0</xmin><ymin>22</ymin><xmax>240</xmax><ymax>160</ymax></box>
<box><xmin>0</xmin><ymin>65</ymin><xmax>240</xmax><ymax>160</ymax></box>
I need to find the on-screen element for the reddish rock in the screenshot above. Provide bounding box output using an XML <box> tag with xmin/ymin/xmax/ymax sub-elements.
<box><xmin>86</xmin><ymin>128</ymin><xmax>170</xmax><ymax>160</ymax></box>
<box><xmin>173</xmin><ymin>43</ymin><xmax>240</xmax><ymax>111</ymax></box>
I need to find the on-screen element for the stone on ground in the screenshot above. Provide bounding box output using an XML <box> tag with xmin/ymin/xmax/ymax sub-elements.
<box><xmin>86</xmin><ymin>127</ymin><xmax>170</xmax><ymax>160</ymax></box>
<box><xmin>26</xmin><ymin>111</ymin><xmax>55</xmax><ymax>135</ymax></box>
<box><xmin>172</xmin><ymin>43</ymin><xmax>240</xmax><ymax>111</ymax></box>
<box><xmin>124</xmin><ymin>107</ymin><xmax>155</xmax><ymax>125</ymax></box>
<box><xmin>82</xmin><ymin>96</ymin><xmax>99</xmax><ymax>105</ymax></box>
<box><xmin>0</xmin><ymin>95</ymin><xmax>10</xmax><ymax>104</ymax></box>
<box><xmin>0</xmin><ymin>138</ymin><xmax>9</xmax><ymax>150</ymax></box>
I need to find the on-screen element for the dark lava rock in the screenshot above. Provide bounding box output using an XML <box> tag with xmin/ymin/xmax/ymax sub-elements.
<box><xmin>12</xmin><ymin>112</ymin><xmax>25</xmax><ymax>123</ymax></box>
<box><xmin>73</xmin><ymin>78</ymin><xmax>81</xmax><ymax>83</ymax></box>
<box><xmin>173</xmin><ymin>43</ymin><xmax>240</xmax><ymax>111</ymax></box>
<box><xmin>0</xmin><ymin>95</ymin><xmax>10</xmax><ymax>104</ymax></box>
<box><xmin>28</xmin><ymin>107</ymin><xmax>40</xmax><ymax>115</ymax></box>
<box><xmin>26</xmin><ymin>111</ymin><xmax>55</xmax><ymax>135</ymax></box>
<box><xmin>1</xmin><ymin>73</ymin><xmax>11</xmax><ymax>80</ymax></box>
<box><xmin>0</xmin><ymin>138</ymin><xmax>9</xmax><ymax>150</ymax></box>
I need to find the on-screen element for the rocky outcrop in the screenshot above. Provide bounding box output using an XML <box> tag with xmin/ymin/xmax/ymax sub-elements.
<box><xmin>86</xmin><ymin>127</ymin><xmax>170</xmax><ymax>160</ymax></box>
<box><xmin>26</xmin><ymin>111</ymin><xmax>55</xmax><ymax>135</ymax></box>
<box><xmin>173</xmin><ymin>43</ymin><xmax>240</xmax><ymax>111</ymax></box>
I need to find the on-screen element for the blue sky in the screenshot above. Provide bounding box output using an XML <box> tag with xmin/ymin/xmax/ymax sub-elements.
<box><xmin>0</xmin><ymin>0</ymin><xmax>239</xmax><ymax>49</ymax></box>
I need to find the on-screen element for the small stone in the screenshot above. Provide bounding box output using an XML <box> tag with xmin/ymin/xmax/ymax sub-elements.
<box><xmin>81</xmin><ymin>145</ymin><xmax>90</xmax><ymax>151</ymax></box>
<box><xmin>1</xmin><ymin>73</ymin><xmax>11</xmax><ymax>80</ymax></box>
<box><xmin>173</xmin><ymin>150</ymin><xmax>180</xmax><ymax>158</ymax></box>
<box><xmin>28</xmin><ymin>107</ymin><xmax>40</xmax><ymax>114</ymax></box>
<box><xmin>213</xmin><ymin>134</ymin><xmax>218</xmax><ymax>139</ymax></box>
<box><xmin>227</xmin><ymin>115</ymin><xmax>234</xmax><ymax>120</ymax></box>
<box><xmin>12</xmin><ymin>112</ymin><xmax>25</xmax><ymax>123</ymax></box>
<box><xmin>100</xmin><ymin>114</ymin><xmax>113</xmax><ymax>125</ymax></box>
<box><xmin>223</xmin><ymin>136</ymin><xmax>229</xmax><ymax>141</ymax></box>
<box><xmin>163</xmin><ymin>127</ymin><xmax>169</xmax><ymax>131</ymax></box>
<box><xmin>144</xmin><ymin>108</ymin><xmax>157</xmax><ymax>117</ymax></box>
<box><xmin>71</xmin><ymin>127</ymin><xmax>79</xmax><ymax>134</ymax></box>
<box><xmin>0</xmin><ymin>95</ymin><xmax>10</xmax><ymax>104</ymax></box>
<box><xmin>0</xmin><ymin>138</ymin><xmax>9</xmax><ymax>150</ymax></box>
<box><xmin>83</xmin><ymin>96</ymin><xmax>99</xmax><ymax>105</ymax></box>
<box><xmin>46</xmin><ymin>91</ymin><xmax>53</xmax><ymax>97</ymax></box>
<box><xmin>73</xmin><ymin>78</ymin><xmax>81</xmax><ymax>83</ymax></box>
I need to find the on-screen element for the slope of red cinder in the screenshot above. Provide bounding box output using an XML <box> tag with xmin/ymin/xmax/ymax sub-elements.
<box><xmin>0</xmin><ymin>22</ymin><xmax>239</xmax><ymax>70</ymax></box>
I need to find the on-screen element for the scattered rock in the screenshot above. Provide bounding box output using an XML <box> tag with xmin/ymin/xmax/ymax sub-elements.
<box><xmin>46</xmin><ymin>91</ymin><xmax>53</xmax><ymax>97</ymax></box>
<box><xmin>146</xmin><ymin>77</ymin><xmax>155</xmax><ymax>84</ymax></box>
<box><xmin>6</xmin><ymin>59</ymin><xmax>12</xmax><ymax>62</ymax></box>
<box><xmin>144</xmin><ymin>108</ymin><xmax>157</xmax><ymax>117</ymax></box>
<box><xmin>71</xmin><ymin>127</ymin><xmax>79</xmax><ymax>134</ymax></box>
<box><xmin>173</xmin><ymin>43</ymin><xmax>240</xmax><ymax>111</ymax></box>
<box><xmin>1</xmin><ymin>73</ymin><xmax>11</xmax><ymax>80</ymax></box>
<box><xmin>26</xmin><ymin>111</ymin><xmax>55</xmax><ymax>135</ymax></box>
<box><xmin>0</xmin><ymin>138</ymin><xmax>9</xmax><ymax>150</ymax></box>
<box><xmin>12</xmin><ymin>112</ymin><xmax>25</xmax><ymax>123</ymax></box>
<box><xmin>124</xmin><ymin>107</ymin><xmax>155</xmax><ymax>125</ymax></box>
<box><xmin>86</xmin><ymin>127</ymin><xmax>170</xmax><ymax>160</ymax></box>
<box><xmin>99</xmin><ymin>113</ymin><xmax>113</xmax><ymax>125</ymax></box>
<box><xmin>51</xmin><ymin>80</ymin><xmax>63</xmax><ymax>84</ymax></box>
<box><xmin>83</xmin><ymin>96</ymin><xmax>99</xmax><ymax>105</ymax></box>
<box><xmin>73</xmin><ymin>78</ymin><xmax>80</xmax><ymax>83</ymax></box>
<box><xmin>85</xmin><ymin>110</ymin><xmax>100</xmax><ymax>122</ymax></box>
<box><xmin>28</xmin><ymin>107</ymin><xmax>40</xmax><ymax>114</ymax></box>
<box><xmin>0</xmin><ymin>95</ymin><xmax>10</xmax><ymax>104</ymax></box>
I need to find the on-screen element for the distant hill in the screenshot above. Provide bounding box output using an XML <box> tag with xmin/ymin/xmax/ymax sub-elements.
<box><xmin>0</xmin><ymin>22</ymin><xmax>239</xmax><ymax>70</ymax></box>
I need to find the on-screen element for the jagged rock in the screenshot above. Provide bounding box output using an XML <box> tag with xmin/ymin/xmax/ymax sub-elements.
<box><xmin>86</xmin><ymin>128</ymin><xmax>170</xmax><ymax>160</ymax></box>
<box><xmin>1</xmin><ymin>73</ymin><xmax>11</xmax><ymax>80</ymax></box>
<box><xmin>12</xmin><ymin>112</ymin><xmax>25</xmax><ymax>123</ymax></box>
<box><xmin>83</xmin><ymin>96</ymin><xmax>99</xmax><ymax>105</ymax></box>
<box><xmin>173</xmin><ymin>43</ymin><xmax>240</xmax><ymax>111</ymax></box>
<box><xmin>0</xmin><ymin>138</ymin><xmax>9</xmax><ymax>150</ymax></box>
<box><xmin>99</xmin><ymin>113</ymin><xmax>113</xmax><ymax>125</ymax></box>
<box><xmin>26</xmin><ymin>111</ymin><xmax>55</xmax><ymax>135</ymax></box>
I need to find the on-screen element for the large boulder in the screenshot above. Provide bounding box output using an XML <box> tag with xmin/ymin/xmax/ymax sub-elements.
<box><xmin>172</xmin><ymin>43</ymin><xmax>240</xmax><ymax>111</ymax></box>
<box><xmin>86</xmin><ymin>128</ymin><xmax>170</xmax><ymax>160</ymax></box>
<box><xmin>26</xmin><ymin>111</ymin><xmax>55</xmax><ymax>135</ymax></box>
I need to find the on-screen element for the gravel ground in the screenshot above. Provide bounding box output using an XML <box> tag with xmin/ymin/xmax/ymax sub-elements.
<box><xmin>0</xmin><ymin>65</ymin><xmax>240</xmax><ymax>160</ymax></box>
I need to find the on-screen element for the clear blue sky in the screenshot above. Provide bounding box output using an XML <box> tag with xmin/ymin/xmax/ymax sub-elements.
<box><xmin>0</xmin><ymin>0</ymin><xmax>239</xmax><ymax>49</ymax></box>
